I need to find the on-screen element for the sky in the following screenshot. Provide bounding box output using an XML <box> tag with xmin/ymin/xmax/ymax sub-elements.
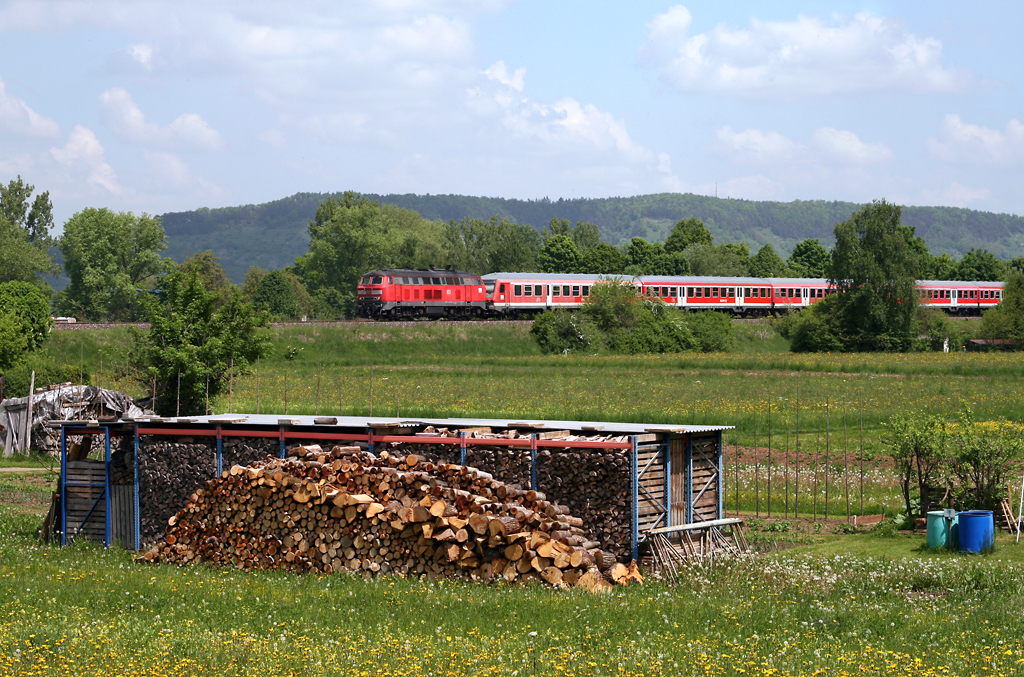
<box><xmin>0</xmin><ymin>0</ymin><xmax>1022</xmax><ymax>228</ymax></box>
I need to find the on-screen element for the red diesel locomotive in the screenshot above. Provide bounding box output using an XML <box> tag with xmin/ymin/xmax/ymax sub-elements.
<box><xmin>356</xmin><ymin>267</ymin><xmax>488</xmax><ymax>318</ymax></box>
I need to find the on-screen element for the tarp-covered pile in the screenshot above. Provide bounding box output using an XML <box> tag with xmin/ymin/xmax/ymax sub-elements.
<box><xmin>0</xmin><ymin>384</ymin><xmax>152</xmax><ymax>456</ymax></box>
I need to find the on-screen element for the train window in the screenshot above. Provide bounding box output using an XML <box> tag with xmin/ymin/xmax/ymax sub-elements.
<box><xmin>499</xmin><ymin>283</ymin><xmax>505</xmax><ymax>293</ymax></box>
<box><xmin>360</xmin><ymin>275</ymin><xmax>371</xmax><ymax>285</ymax></box>
<box><xmin>743</xmin><ymin>287</ymin><xmax>750</xmax><ymax>297</ymax></box>
<box><xmin>984</xmin><ymin>290</ymin><xmax>990</xmax><ymax>299</ymax></box>
<box><xmin>552</xmin><ymin>286</ymin><xmax>560</xmax><ymax>297</ymax></box>
<box><xmin>646</xmin><ymin>287</ymin><xmax>653</xmax><ymax>297</ymax></box>
<box><xmin>387</xmin><ymin>277</ymin><xmax>393</xmax><ymax>284</ymax></box>
<box><xmin>372</xmin><ymin>276</ymin><xmax>383</xmax><ymax>284</ymax></box>
<box><xmin>582</xmin><ymin>286</ymin><xmax>590</xmax><ymax>297</ymax></box>
<box><xmin>997</xmin><ymin>290</ymin><xmax>1002</xmax><ymax>299</ymax></box>
<box><xmin>659</xmin><ymin>286</ymin><xmax>666</xmax><ymax>297</ymax></box>
<box><xmin>572</xmin><ymin>285</ymin><xmax>580</xmax><ymax>296</ymax></box>
<box><xmin>694</xmin><ymin>287</ymin><xmax>702</xmax><ymax>298</ymax></box>
<box><xmin>535</xmin><ymin>285</ymin><xmax>543</xmax><ymax>296</ymax></box>
<box><xmin>670</xmin><ymin>287</ymin><xmax>677</xmax><ymax>297</ymax></box>
<box><xmin>562</xmin><ymin>285</ymin><xmax>570</xmax><ymax>296</ymax></box>
<box><xmin>524</xmin><ymin>285</ymin><xmax>532</xmax><ymax>297</ymax></box>
<box><xmin>728</xmin><ymin>288</ymin><xmax>735</xmax><ymax>297</ymax></box>
<box><xmin>687</xmin><ymin>287</ymin><xmax>694</xmax><ymax>297</ymax></box>
<box><xmin>712</xmin><ymin>287</ymin><xmax>719</xmax><ymax>298</ymax></box>
<box><xmin>704</xmin><ymin>287</ymin><xmax>711</xmax><ymax>298</ymax></box>
<box><xmin>514</xmin><ymin>285</ymin><xmax>522</xmax><ymax>296</ymax></box>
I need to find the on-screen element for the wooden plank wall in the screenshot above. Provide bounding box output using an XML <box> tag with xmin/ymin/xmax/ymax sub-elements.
<box><xmin>111</xmin><ymin>484</ymin><xmax>135</xmax><ymax>548</ymax></box>
<box><xmin>670</xmin><ymin>437</ymin><xmax>687</xmax><ymax>526</ymax></box>
<box><xmin>636</xmin><ymin>442</ymin><xmax>666</xmax><ymax>532</ymax></box>
<box><xmin>691</xmin><ymin>435</ymin><xmax>719</xmax><ymax>523</ymax></box>
<box><xmin>65</xmin><ymin>460</ymin><xmax>106</xmax><ymax>541</ymax></box>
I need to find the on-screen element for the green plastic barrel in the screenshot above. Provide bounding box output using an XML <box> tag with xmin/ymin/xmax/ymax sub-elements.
<box><xmin>926</xmin><ymin>511</ymin><xmax>949</xmax><ymax>550</ymax></box>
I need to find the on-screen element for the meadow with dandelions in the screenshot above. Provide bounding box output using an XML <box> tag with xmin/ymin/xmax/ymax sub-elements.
<box><xmin>11</xmin><ymin>321</ymin><xmax>1024</xmax><ymax>675</ymax></box>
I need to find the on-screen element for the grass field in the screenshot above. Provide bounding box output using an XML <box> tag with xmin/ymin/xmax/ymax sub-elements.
<box><xmin>8</xmin><ymin>318</ymin><xmax>1024</xmax><ymax>676</ymax></box>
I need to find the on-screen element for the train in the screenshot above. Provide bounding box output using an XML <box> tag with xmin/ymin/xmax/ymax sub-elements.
<box><xmin>355</xmin><ymin>267</ymin><xmax>1005</xmax><ymax>319</ymax></box>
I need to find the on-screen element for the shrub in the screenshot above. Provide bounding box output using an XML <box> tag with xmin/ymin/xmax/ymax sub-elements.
<box><xmin>685</xmin><ymin>310</ymin><xmax>734</xmax><ymax>352</ymax></box>
<box><xmin>530</xmin><ymin>310</ymin><xmax>594</xmax><ymax>354</ymax></box>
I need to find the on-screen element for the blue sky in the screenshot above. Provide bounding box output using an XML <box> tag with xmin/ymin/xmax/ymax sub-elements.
<box><xmin>0</xmin><ymin>0</ymin><xmax>1022</xmax><ymax>228</ymax></box>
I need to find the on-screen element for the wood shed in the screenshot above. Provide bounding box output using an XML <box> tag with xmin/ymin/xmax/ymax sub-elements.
<box><xmin>52</xmin><ymin>415</ymin><xmax>731</xmax><ymax>562</ymax></box>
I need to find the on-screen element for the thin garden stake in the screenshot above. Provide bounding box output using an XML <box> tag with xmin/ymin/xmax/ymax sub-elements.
<box><xmin>825</xmin><ymin>396</ymin><xmax>830</xmax><ymax>518</ymax></box>
<box><xmin>844</xmin><ymin>403</ymin><xmax>850</xmax><ymax>522</ymax></box>
<box><xmin>229</xmin><ymin>357</ymin><xmax>233</xmax><ymax>413</ymax></box>
<box><xmin>339</xmin><ymin>375</ymin><xmax>343</xmax><ymax>417</ymax></box>
<box><xmin>734</xmin><ymin>413</ymin><xmax>740</xmax><ymax>517</ymax></box>
<box><xmin>814</xmin><ymin>415</ymin><xmax>820</xmax><ymax>521</ymax></box>
<box><xmin>785</xmin><ymin>414</ymin><xmax>790</xmax><ymax>519</ymax></box>
<box><xmin>79</xmin><ymin>343</ymin><xmax>83</xmax><ymax>386</ymax></box>
<box><xmin>370</xmin><ymin>366</ymin><xmax>374</xmax><ymax>417</ymax></box>
<box><xmin>152</xmin><ymin>376</ymin><xmax>157</xmax><ymax>415</ymax></box>
<box><xmin>754</xmin><ymin>411</ymin><xmax>759</xmax><ymax>518</ymax></box>
<box><xmin>284</xmin><ymin>373</ymin><xmax>288</xmax><ymax>414</ymax></box>
<box><xmin>859</xmin><ymin>402</ymin><xmax>865</xmax><ymax>516</ymax></box>
<box><xmin>256</xmin><ymin>357</ymin><xmax>260</xmax><ymax>415</ymax></box>
<box><xmin>767</xmin><ymin>395</ymin><xmax>772</xmax><ymax>518</ymax></box>
<box><xmin>795</xmin><ymin>392</ymin><xmax>800</xmax><ymax>518</ymax></box>
<box><xmin>176</xmin><ymin>370</ymin><xmax>180</xmax><ymax>417</ymax></box>
<box><xmin>315</xmin><ymin>361</ymin><xmax>322</xmax><ymax>416</ymax></box>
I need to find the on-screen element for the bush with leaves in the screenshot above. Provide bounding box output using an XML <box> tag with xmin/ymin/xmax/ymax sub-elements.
<box><xmin>130</xmin><ymin>269</ymin><xmax>272</xmax><ymax>416</ymax></box>
<box><xmin>529</xmin><ymin>309</ymin><xmax>594</xmax><ymax>354</ymax></box>
<box><xmin>782</xmin><ymin>296</ymin><xmax>844</xmax><ymax>352</ymax></box>
<box><xmin>685</xmin><ymin>310</ymin><xmax>734</xmax><ymax>352</ymax></box>
<box><xmin>948</xmin><ymin>408</ymin><xmax>1024</xmax><ymax>510</ymax></box>
<box><xmin>883</xmin><ymin>412</ymin><xmax>948</xmax><ymax>520</ymax></box>
<box><xmin>2</xmin><ymin>353</ymin><xmax>86</xmax><ymax>398</ymax></box>
<box><xmin>0</xmin><ymin>281</ymin><xmax>53</xmax><ymax>371</ymax></box>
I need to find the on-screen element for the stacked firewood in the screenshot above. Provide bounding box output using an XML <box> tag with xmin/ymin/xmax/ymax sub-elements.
<box><xmin>142</xmin><ymin>444</ymin><xmax>643</xmax><ymax>590</ymax></box>
<box><xmin>138</xmin><ymin>441</ymin><xmax>217</xmax><ymax>542</ymax></box>
<box><xmin>222</xmin><ymin>438</ymin><xmax>278</xmax><ymax>469</ymax></box>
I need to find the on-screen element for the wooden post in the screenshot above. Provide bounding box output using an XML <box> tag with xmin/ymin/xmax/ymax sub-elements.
<box><xmin>284</xmin><ymin>372</ymin><xmax>288</xmax><ymax>414</ymax></box>
<box><xmin>176</xmin><ymin>370</ymin><xmax>181</xmax><ymax>417</ymax></box>
<box><xmin>98</xmin><ymin>359</ymin><xmax>102</xmax><ymax>391</ymax></box>
<box><xmin>256</xmin><ymin>357</ymin><xmax>260</xmax><ymax>415</ymax></box>
<box><xmin>396</xmin><ymin>377</ymin><xmax>400</xmax><ymax>417</ymax></box>
<box><xmin>79</xmin><ymin>343</ymin><xmax>83</xmax><ymax>386</ymax></box>
<box><xmin>152</xmin><ymin>376</ymin><xmax>156</xmax><ymax>415</ymax></box>
<box><xmin>315</xmin><ymin>361</ymin><xmax>322</xmax><ymax>416</ymax></box>
<box><xmin>814</xmin><ymin>412</ymin><xmax>820</xmax><ymax>521</ymax></box>
<box><xmin>23</xmin><ymin>370</ymin><xmax>35</xmax><ymax>454</ymax></box>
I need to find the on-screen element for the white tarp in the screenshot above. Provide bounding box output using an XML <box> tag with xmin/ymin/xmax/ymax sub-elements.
<box><xmin>0</xmin><ymin>384</ymin><xmax>152</xmax><ymax>456</ymax></box>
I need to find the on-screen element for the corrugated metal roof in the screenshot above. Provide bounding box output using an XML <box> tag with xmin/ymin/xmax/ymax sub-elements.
<box><xmin>122</xmin><ymin>413</ymin><xmax>731</xmax><ymax>435</ymax></box>
<box><xmin>640</xmin><ymin>275</ymin><xmax>767</xmax><ymax>284</ymax></box>
<box><xmin>482</xmin><ymin>273</ymin><xmax>610</xmax><ymax>281</ymax></box>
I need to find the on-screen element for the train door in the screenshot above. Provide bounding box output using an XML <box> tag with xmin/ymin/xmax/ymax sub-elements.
<box><xmin>546</xmin><ymin>284</ymin><xmax>552</xmax><ymax>308</ymax></box>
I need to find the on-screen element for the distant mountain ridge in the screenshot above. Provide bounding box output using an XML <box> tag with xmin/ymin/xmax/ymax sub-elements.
<box><xmin>159</xmin><ymin>192</ymin><xmax>1024</xmax><ymax>284</ymax></box>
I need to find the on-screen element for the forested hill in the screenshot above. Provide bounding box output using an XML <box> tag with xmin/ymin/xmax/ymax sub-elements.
<box><xmin>159</xmin><ymin>191</ymin><xmax>1024</xmax><ymax>283</ymax></box>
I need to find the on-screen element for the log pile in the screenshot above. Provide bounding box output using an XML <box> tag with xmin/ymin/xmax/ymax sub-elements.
<box><xmin>138</xmin><ymin>441</ymin><xmax>217</xmax><ymax>542</ymax></box>
<box><xmin>142</xmin><ymin>444</ymin><xmax>643</xmax><ymax>590</ymax></box>
<box><xmin>222</xmin><ymin>438</ymin><xmax>278</xmax><ymax>469</ymax></box>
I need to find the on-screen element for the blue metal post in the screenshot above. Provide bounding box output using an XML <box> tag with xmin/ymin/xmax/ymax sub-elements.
<box><xmin>367</xmin><ymin>428</ymin><xmax>375</xmax><ymax>455</ymax></box>
<box><xmin>279</xmin><ymin>426</ymin><xmax>286</xmax><ymax>459</ymax></box>
<box><xmin>663</xmin><ymin>438</ymin><xmax>672</xmax><ymax>528</ymax></box>
<box><xmin>685</xmin><ymin>434</ymin><xmax>694</xmax><ymax>524</ymax></box>
<box><xmin>133</xmin><ymin>425</ymin><xmax>140</xmax><ymax>551</ymax></box>
<box><xmin>716</xmin><ymin>430</ymin><xmax>724</xmax><ymax>520</ymax></box>
<box><xmin>216</xmin><ymin>425</ymin><xmax>223</xmax><ymax>476</ymax></box>
<box><xmin>104</xmin><ymin>427</ymin><xmax>111</xmax><ymax>549</ymax></box>
<box><xmin>459</xmin><ymin>432</ymin><xmax>467</xmax><ymax>466</ymax></box>
<box><xmin>60</xmin><ymin>425</ymin><xmax>67</xmax><ymax>546</ymax></box>
<box><xmin>630</xmin><ymin>436</ymin><xmax>639</xmax><ymax>561</ymax></box>
<box><xmin>530</xmin><ymin>434</ymin><xmax>538</xmax><ymax>491</ymax></box>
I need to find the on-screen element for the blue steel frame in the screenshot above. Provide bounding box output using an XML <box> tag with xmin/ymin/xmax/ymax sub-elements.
<box><xmin>58</xmin><ymin>421</ymin><xmax>725</xmax><ymax>559</ymax></box>
<box><xmin>59</xmin><ymin>425</ymin><xmax>112</xmax><ymax>547</ymax></box>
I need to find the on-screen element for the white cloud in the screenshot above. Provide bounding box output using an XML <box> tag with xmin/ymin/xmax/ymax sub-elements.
<box><xmin>99</xmin><ymin>88</ymin><xmax>225</xmax><ymax>150</ymax></box>
<box><xmin>716</xmin><ymin>125</ymin><xmax>798</xmax><ymax>163</ymax></box>
<box><xmin>639</xmin><ymin>6</ymin><xmax>970</xmax><ymax>97</ymax></box>
<box><xmin>49</xmin><ymin>125</ymin><xmax>124</xmax><ymax>195</ymax></box>
<box><xmin>928</xmin><ymin>114</ymin><xmax>1024</xmax><ymax>163</ymax></box>
<box><xmin>812</xmin><ymin>127</ymin><xmax>892</xmax><ymax>163</ymax></box>
<box><xmin>482</xmin><ymin>60</ymin><xmax>524</xmax><ymax>91</ymax></box>
<box><xmin>125</xmin><ymin>43</ymin><xmax>154</xmax><ymax>68</ymax></box>
<box><xmin>0</xmin><ymin>76</ymin><xmax>60</xmax><ymax>137</ymax></box>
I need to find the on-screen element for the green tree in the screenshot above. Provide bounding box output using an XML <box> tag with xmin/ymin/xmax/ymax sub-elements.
<box><xmin>748</xmin><ymin>243</ymin><xmax>788</xmax><ymax>278</ymax></box>
<box><xmin>0</xmin><ymin>281</ymin><xmax>52</xmax><ymax>355</ymax></box>
<box><xmin>827</xmin><ymin>199</ymin><xmax>920</xmax><ymax>351</ymax></box>
<box><xmin>956</xmin><ymin>248</ymin><xmax>1005</xmax><ymax>282</ymax></box>
<box><xmin>663</xmin><ymin>217</ymin><xmax>713</xmax><ymax>253</ymax></box>
<box><xmin>240</xmin><ymin>266</ymin><xmax>268</xmax><ymax>303</ymax></box>
<box><xmin>979</xmin><ymin>271</ymin><xmax>1024</xmax><ymax>342</ymax></box>
<box><xmin>580</xmin><ymin>242</ymin><xmax>627</xmax><ymax>275</ymax></box>
<box><xmin>443</xmin><ymin>216</ymin><xmax>541</xmax><ymax>275</ymax></box>
<box><xmin>132</xmin><ymin>269</ymin><xmax>271</xmax><ymax>416</ymax></box>
<box><xmin>683</xmin><ymin>243</ymin><xmax>749</xmax><ymax>276</ymax></box>
<box><xmin>949</xmin><ymin>407</ymin><xmax>1024</xmax><ymax>510</ymax></box>
<box><xmin>295</xmin><ymin>193</ymin><xmax>419</xmax><ymax>317</ymax></box>
<box><xmin>529</xmin><ymin>309</ymin><xmax>594</xmax><ymax>354</ymax></box>
<box><xmin>925</xmin><ymin>252</ymin><xmax>958</xmax><ymax>280</ymax></box>
<box><xmin>571</xmin><ymin>221</ymin><xmax>601</xmax><ymax>253</ymax></box>
<box><xmin>57</xmin><ymin>208</ymin><xmax>167</xmax><ymax>320</ymax></box>
<box><xmin>787</xmin><ymin>238</ymin><xmax>830</xmax><ymax>278</ymax></box>
<box><xmin>1</xmin><ymin>176</ymin><xmax>54</xmax><ymax>246</ymax></box>
<box><xmin>251</xmin><ymin>269</ymin><xmax>311</xmax><ymax>320</ymax></box>
<box><xmin>624</xmin><ymin>237</ymin><xmax>663</xmax><ymax>274</ymax></box>
<box><xmin>0</xmin><ymin>311</ymin><xmax>29</xmax><ymax>373</ymax></box>
<box><xmin>883</xmin><ymin>412</ymin><xmax>948</xmax><ymax>520</ymax></box>
<box><xmin>179</xmin><ymin>250</ymin><xmax>233</xmax><ymax>306</ymax></box>
<box><xmin>0</xmin><ymin>177</ymin><xmax>58</xmax><ymax>284</ymax></box>
<box><xmin>543</xmin><ymin>218</ymin><xmax>572</xmax><ymax>239</ymax></box>
<box><xmin>537</xmin><ymin>234</ymin><xmax>582</xmax><ymax>273</ymax></box>
<box><xmin>648</xmin><ymin>251</ymin><xmax>691</xmax><ymax>276</ymax></box>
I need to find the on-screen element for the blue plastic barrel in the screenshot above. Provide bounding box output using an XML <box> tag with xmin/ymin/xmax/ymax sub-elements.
<box><xmin>926</xmin><ymin>511</ymin><xmax>949</xmax><ymax>550</ymax></box>
<box><xmin>957</xmin><ymin>510</ymin><xmax>994</xmax><ymax>554</ymax></box>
